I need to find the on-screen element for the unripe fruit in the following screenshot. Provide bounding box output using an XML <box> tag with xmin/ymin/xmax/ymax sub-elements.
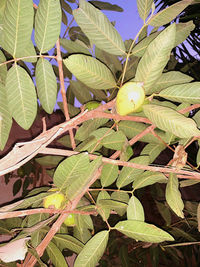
<box><xmin>63</xmin><ymin>213</ymin><xmax>75</xmax><ymax>227</ymax></box>
<box><xmin>85</xmin><ymin>101</ymin><xmax>101</xmax><ymax>111</ymax></box>
<box><xmin>133</xmin><ymin>98</ymin><xmax>150</xmax><ymax>113</ymax></box>
<box><xmin>43</xmin><ymin>189</ymin><xmax>66</xmax><ymax>209</ymax></box>
<box><xmin>116</xmin><ymin>82</ymin><xmax>145</xmax><ymax>116</ymax></box>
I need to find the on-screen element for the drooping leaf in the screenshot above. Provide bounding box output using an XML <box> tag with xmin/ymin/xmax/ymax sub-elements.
<box><xmin>148</xmin><ymin>0</ymin><xmax>193</xmax><ymax>27</ymax></box>
<box><xmin>6</xmin><ymin>64</ymin><xmax>37</xmax><ymax>130</ymax></box>
<box><xmin>116</xmin><ymin>156</ymin><xmax>150</xmax><ymax>189</ymax></box>
<box><xmin>74</xmin><ymin>230</ymin><xmax>109</xmax><ymax>267</ymax></box>
<box><xmin>127</xmin><ymin>196</ymin><xmax>145</xmax><ymax>221</ymax></box>
<box><xmin>175</xmin><ymin>21</ymin><xmax>195</xmax><ymax>46</ymax></box>
<box><xmin>15</xmin><ymin>41</ymin><xmax>37</xmax><ymax>63</ymax></box>
<box><xmin>69</xmin><ymin>80</ymin><xmax>93</xmax><ymax>104</ymax></box>
<box><xmin>63</xmin><ymin>54</ymin><xmax>117</xmax><ymax>89</ymax></box>
<box><xmin>35</xmin><ymin>0</ymin><xmax>61</xmax><ymax>53</ymax></box>
<box><xmin>46</xmin><ymin>241</ymin><xmax>68</xmax><ymax>267</ymax></box>
<box><xmin>143</xmin><ymin>104</ymin><xmax>200</xmax><ymax>138</ymax></box>
<box><xmin>74</xmin><ymin>226</ymin><xmax>91</xmax><ymax>244</ymax></box>
<box><xmin>166</xmin><ymin>173</ymin><xmax>184</xmax><ymax>218</ymax></box>
<box><xmin>36</xmin><ymin>58</ymin><xmax>57</xmax><ymax>114</ymax></box>
<box><xmin>159</xmin><ymin>82</ymin><xmax>200</xmax><ymax>104</ymax></box>
<box><xmin>135</xmin><ymin>24</ymin><xmax>176</xmax><ymax>94</ymax></box>
<box><xmin>53</xmin><ymin>234</ymin><xmax>84</xmax><ymax>254</ymax></box>
<box><xmin>133</xmin><ymin>171</ymin><xmax>167</xmax><ymax>190</ymax></box>
<box><xmin>155</xmin><ymin>201</ymin><xmax>171</xmax><ymax>226</ymax></box>
<box><xmin>141</xmin><ymin>143</ymin><xmax>165</xmax><ymax>163</ymax></box>
<box><xmin>73</xmin><ymin>0</ymin><xmax>125</xmax><ymax>55</ymax></box>
<box><xmin>66</xmin><ymin>156</ymin><xmax>102</xmax><ymax>201</ymax></box>
<box><xmin>115</xmin><ymin>220</ymin><xmax>174</xmax><ymax>243</ymax></box>
<box><xmin>137</xmin><ymin>0</ymin><xmax>153</xmax><ymax>21</ymax></box>
<box><xmin>0</xmin><ymin>82</ymin><xmax>12</xmax><ymax>151</ymax></box>
<box><xmin>0</xmin><ymin>50</ymin><xmax>7</xmax><ymax>84</ymax></box>
<box><xmin>60</xmin><ymin>38</ymin><xmax>91</xmax><ymax>55</ymax></box>
<box><xmin>2</xmin><ymin>0</ymin><xmax>33</xmax><ymax>57</ymax></box>
<box><xmin>97</xmin><ymin>191</ymin><xmax>111</xmax><ymax>220</ymax></box>
<box><xmin>89</xmin><ymin>1</ymin><xmax>123</xmax><ymax>12</ymax></box>
<box><xmin>98</xmin><ymin>199</ymin><xmax>127</xmax><ymax>216</ymax></box>
<box><xmin>149</xmin><ymin>71</ymin><xmax>193</xmax><ymax>94</ymax></box>
<box><xmin>53</xmin><ymin>153</ymin><xmax>90</xmax><ymax>192</ymax></box>
<box><xmin>100</xmin><ymin>164</ymin><xmax>118</xmax><ymax>187</ymax></box>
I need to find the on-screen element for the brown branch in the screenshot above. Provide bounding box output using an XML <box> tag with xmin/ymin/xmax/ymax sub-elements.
<box><xmin>56</xmin><ymin>39</ymin><xmax>76</xmax><ymax>149</ymax></box>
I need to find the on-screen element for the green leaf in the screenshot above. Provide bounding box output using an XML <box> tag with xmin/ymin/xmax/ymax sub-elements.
<box><xmin>66</xmin><ymin>156</ymin><xmax>102</xmax><ymax>201</ymax></box>
<box><xmin>2</xmin><ymin>0</ymin><xmax>33</xmax><ymax>57</ymax></box>
<box><xmin>15</xmin><ymin>41</ymin><xmax>37</xmax><ymax>63</ymax></box>
<box><xmin>60</xmin><ymin>38</ymin><xmax>91</xmax><ymax>55</ymax></box>
<box><xmin>102</xmin><ymin>130</ymin><xmax>127</xmax><ymax>150</ymax></box>
<box><xmin>133</xmin><ymin>171</ymin><xmax>167</xmax><ymax>190</ymax></box>
<box><xmin>137</xmin><ymin>0</ymin><xmax>153</xmax><ymax>21</ymax></box>
<box><xmin>0</xmin><ymin>50</ymin><xmax>7</xmax><ymax>84</ymax></box>
<box><xmin>141</xmin><ymin>143</ymin><xmax>165</xmax><ymax>163</ymax></box>
<box><xmin>89</xmin><ymin>1</ymin><xmax>123</xmax><ymax>12</ymax></box>
<box><xmin>127</xmin><ymin>196</ymin><xmax>145</xmax><ymax>221</ymax></box>
<box><xmin>35</xmin><ymin>156</ymin><xmax>64</xmax><ymax>168</ymax></box>
<box><xmin>69</xmin><ymin>80</ymin><xmax>93</xmax><ymax>104</ymax></box>
<box><xmin>53</xmin><ymin>153</ymin><xmax>90</xmax><ymax>192</ymax></box>
<box><xmin>149</xmin><ymin>71</ymin><xmax>193</xmax><ymax>94</ymax></box>
<box><xmin>100</xmin><ymin>164</ymin><xmax>118</xmax><ymax>187</ymax></box>
<box><xmin>53</xmin><ymin>234</ymin><xmax>84</xmax><ymax>254</ymax></box>
<box><xmin>166</xmin><ymin>173</ymin><xmax>184</xmax><ymax>218</ymax></box>
<box><xmin>118</xmin><ymin>120</ymin><xmax>166</xmax><ymax>144</ymax></box>
<box><xmin>46</xmin><ymin>241</ymin><xmax>68</xmax><ymax>267</ymax></box>
<box><xmin>116</xmin><ymin>156</ymin><xmax>150</xmax><ymax>189</ymax></box>
<box><xmin>143</xmin><ymin>104</ymin><xmax>200</xmax><ymax>138</ymax></box>
<box><xmin>0</xmin><ymin>83</ymin><xmax>12</xmax><ymax>150</ymax></box>
<box><xmin>111</xmin><ymin>191</ymin><xmax>129</xmax><ymax>204</ymax></box>
<box><xmin>98</xmin><ymin>199</ymin><xmax>127</xmax><ymax>216</ymax></box>
<box><xmin>63</xmin><ymin>54</ymin><xmax>117</xmax><ymax>89</ymax></box>
<box><xmin>6</xmin><ymin>64</ymin><xmax>37</xmax><ymax>130</ymax></box>
<box><xmin>131</xmin><ymin>31</ymin><xmax>160</xmax><ymax>57</ymax></box>
<box><xmin>76</xmin><ymin>135</ymin><xmax>102</xmax><ymax>153</ymax></box>
<box><xmin>74</xmin><ymin>230</ymin><xmax>109</xmax><ymax>267</ymax></box>
<box><xmin>159</xmin><ymin>82</ymin><xmax>200</xmax><ymax>104</ymax></box>
<box><xmin>73</xmin><ymin>0</ymin><xmax>125</xmax><ymax>55</ymax></box>
<box><xmin>97</xmin><ymin>191</ymin><xmax>111</xmax><ymax>220</ymax></box>
<box><xmin>75</xmin><ymin>118</ymin><xmax>108</xmax><ymax>141</ymax></box>
<box><xmin>119</xmin><ymin>246</ymin><xmax>130</xmax><ymax>267</ymax></box>
<box><xmin>175</xmin><ymin>21</ymin><xmax>195</xmax><ymax>46</ymax></box>
<box><xmin>114</xmin><ymin>220</ymin><xmax>174</xmax><ymax>243</ymax></box>
<box><xmin>155</xmin><ymin>201</ymin><xmax>171</xmax><ymax>226</ymax></box>
<box><xmin>135</xmin><ymin>23</ymin><xmax>176</xmax><ymax>94</ymax></box>
<box><xmin>35</xmin><ymin>0</ymin><xmax>61</xmax><ymax>53</ymax></box>
<box><xmin>148</xmin><ymin>0</ymin><xmax>193</xmax><ymax>27</ymax></box>
<box><xmin>36</xmin><ymin>58</ymin><xmax>57</xmax><ymax>114</ymax></box>
<box><xmin>13</xmin><ymin>179</ymin><xmax>22</xmax><ymax>196</ymax></box>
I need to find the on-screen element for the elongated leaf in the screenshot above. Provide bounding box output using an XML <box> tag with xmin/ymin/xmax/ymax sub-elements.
<box><xmin>98</xmin><ymin>199</ymin><xmax>127</xmax><ymax>216</ymax></box>
<box><xmin>166</xmin><ymin>173</ymin><xmax>184</xmax><ymax>218</ymax></box>
<box><xmin>116</xmin><ymin>156</ymin><xmax>150</xmax><ymax>189</ymax></box>
<box><xmin>35</xmin><ymin>156</ymin><xmax>64</xmax><ymax>168</ymax></box>
<box><xmin>155</xmin><ymin>201</ymin><xmax>171</xmax><ymax>226</ymax></box>
<box><xmin>127</xmin><ymin>196</ymin><xmax>145</xmax><ymax>221</ymax></box>
<box><xmin>115</xmin><ymin>220</ymin><xmax>174</xmax><ymax>243</ymax></box>
<box><xmin>60</xmin><ymin>38</ymin><xmax>91</xmax><ymax>55</ymax></box>
<box><xmin>159</xmin><ymin>82</ymin><xmax>200</xmax><ymax>104</ymax></box>
<box><xmin>135</xmin><ymin>24</ymin><xmax>176</xmax><ymax>94</ymax></box>
<box><xmin>69</xmin><ymin>80</ymin><xmax>92</xmax><ymax>104</ymax></box>
<box><xmin>148</xmin><ymin>0</ymin><xmax>193</xmax><ymax>27</ymax></box>
<box><xmin>76</xmin><ymin>135</ymin><xmax>102</xmax><ymax>153</ymax></box>
<box><xmin>6</xmin><ymin>64</ymin><xmax>37</xmax><ymax>130</ymax></box>
<box><xmin>97</xmin><ymin>191</ymin><xmax>111</xmax><ymax>220</ymax></box>
<box><xmin>36</xmin><ymin>58</ymin><xmax>57</xmax><ymax>114</ymax></box>
<box><xmin>63</xmin><ymin>55</ymin><xmax>116</xmax><ymax>89</ymax></box>
<box><xmin>53</xmin><ymin>153</ymin><xmax>90</xmax><ymax>192</ymax></box>
<box><xmin>149</xmin><ymin>71</ymin><xmax>193</xmax><ymax>94</ymax></box>
<box><xmin>143</xmin><ymin>104</ymin><xmax>200</xmax><ymax>138</ymax></box>
<box><xmin>73</xmin><ymin>0</ymin><xmax>125</xmax><ymax>55</ymax></box>
<box><xmin>2</xmin><ymin>0</ymin><xmax>33</xmax><ymax>57</ymax></box>
<box><xmin>15</xmin><ymin>41</ymin><xmax>37</xmax><ymax>63</ymax></box>
<box><xmin>137</xmin><ymin>0</ymin><xmax>153</xmax><ymax>21</ymax></box>
<box><xmin>35</xmin><ymin>0</ymin><xmax>61</xmax><ymax>53</ymax></box>
<box><xmin>74</xmin><ymin>230</ymin><xmax>109</xmax><ymax>267</ymax></box>
<box><xmin>89</xmin><ymin>1</ymin><xmax>123</xmax><ymax>12</ymax></box>
<box><xmin>141</xmin><ymin>143</ymin><xmax>165</xmax><ymax>163</ymax></box>
<box><xmin>111</xmin><ymin>191</ymin><xmax>129</xmax><ymax>204</ymax></box>
<box><xmin>131</xmin><ymin>31</ymin><xmax>160</xmax><ymax>57</ymax></box>
<box><xmin>66</xmin><ymin>157</ymin><xmax>102</xmax><ymax>201</ymax></box>
<box><xmin>101</xmin><ymin>164</ymin><xmax>118</xmax><ymax>187</ymax></box>
<box><xmin>0</xmin><ymin>50</ymin><xmax>7</xmax><ymax>84</ymax></box>
<box><xmin>133</xmin><ymin>171</ymin><xmax>167</xmax><ymax>190</ymax></box>
<box><xmin>175</xmin><ymin>21</ymin><xmax>195</xmax><ymax>46</ymax></box>
<box><xmin>46</xmin><ymin>242</ymin><xmax>68</xmax><ymax>267</ymax></box>
<box><xmin>102</xmin><ymin>131</ymin><xmax>127</xmax><ymax>150</ymax></box>
<box><xmin>0</xmin><ymin>83</ymin><xmax>12</xmax><ymax>150</ymax></box>
<box><xmin>53</xmin><ymin>234</ymin><xmax>84</xmax><ymax>254</ymax></box>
